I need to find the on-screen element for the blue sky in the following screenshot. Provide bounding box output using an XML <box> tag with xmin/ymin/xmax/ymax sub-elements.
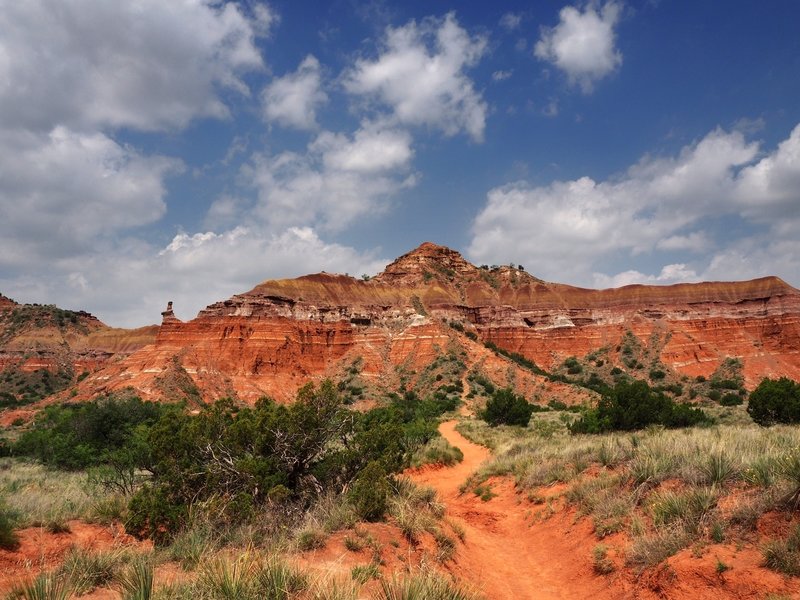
<box><xmin>1</xmin><ymin>0</ymin><xmax>799</xmax><ymax>327</ymax></box>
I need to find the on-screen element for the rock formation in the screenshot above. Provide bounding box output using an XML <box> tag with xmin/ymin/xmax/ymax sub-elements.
<box><xmin>66</xmin><ymin>242</ymin><xmax>800</xmax><ymax>404</ymax></box>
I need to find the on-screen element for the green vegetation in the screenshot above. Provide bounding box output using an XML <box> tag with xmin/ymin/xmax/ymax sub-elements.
<box><xmin>481</xmin><ymin>388</ymin><xmax>535</xmax><ymax>427</ymax></box>
<box><xmin>570</xmin><ymin>379</ymin><xmax>708</xmax><ymax>434</ymax></box>
<box><xmin>0</xmin><ymin>366</ymin><xmax>75</xmax><ymax>408</ymax></box>
<box><xmin>748</xmin><ymin>377</ymin><xmax>800</xmax><ymax>425</ymax></box>
<box><xmin>14</xmin><ymin>394</ymin><xmax>169</xmax><ymax>474</ymax></box>
<box><xmin>1</xmin><ymin>304</ymin><xmax>89</xmax><ymax>341</ymax></box>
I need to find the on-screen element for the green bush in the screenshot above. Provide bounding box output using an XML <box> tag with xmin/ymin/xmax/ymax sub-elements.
<box><xmin>481</xmin><ymin>388</ymin><xmax>534</xmax><ymax>427</ymax></box>
<box><xmin>719</xmin><ymin>392</ymin><xmax>743</xmax><ymax>406</ymax></box>
<box><xmin>349</xmin><ymin>461</ymin><xmax>390</xmax><ymax>521</ymax></box>
<box><xmin>124</xmin><ymin>381</ymin><xmax>447</xmax><ymax>542</ymax></box>
<box><xmin>748</xmin><ymin>377</ymin><xmax>800</xmax><ymax>426</ymax></box>
<box><xmin>570</xmin><ymin>379</ymin><xmax>708</xmax><ymax>434</ymax></box>
<box><xmin>14</xmin><ymin>394</ymin><xmax>168</xmax><ymax>470</ymax></box>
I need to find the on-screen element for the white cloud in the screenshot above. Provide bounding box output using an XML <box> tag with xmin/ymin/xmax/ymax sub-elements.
<box><xmin>593</xmin><ymin>264</ymin><xmax>699</xmax><ymax>289</ymax></box>
<box><xmin>344</xmin><ymin>12</ymin><xmax>489</xmax><ymax>141</ymax></box>
<box><xmin>492</xmin><ymin>70</ymin><xmax>513</xmax><ymax>81</ymax></box>
<box><xmin>499</xmin><ymin>12</ymin><xmax>522</xmax><ymax>31</ymax></box>
<box><xmin>0</xmin><ymin>127</ymin><xmax>181</xmax><ymax>268</ymax></box>
<box><xmin>0</xmin><ymin>0</ymin><xmax>270</xmax><ymax>132</ymax></box>
<box><xmin>1</xmin><ymin>228</ymin><xmax>388</xmax><ymax>327</ymax></box>
<box><xmin>262</xmin><ymin>55</ymin><xmax>328</xmax><ymax>130</ymax></box>
<box><xmin>735</xmin><ymin>123</ymin><xmax>800</xmax><ymax>220</ymax></box>
<box><xmin>534</xmin><ymin>1</ymin><xmax>622</xmax><ymax>93</ymax></box>
<box><xmin>243</xmin><ymin>122</ymin><xmax>416</xmax><ymax>232</ymax></box>
<box><xmin>469</xmin><ymin>124</ymin><xmax>800</xmax><ymax>287</ymax></box>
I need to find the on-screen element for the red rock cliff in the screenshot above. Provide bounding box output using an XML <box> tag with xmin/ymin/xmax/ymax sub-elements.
<box><xmin>72</xmin><ymin>243</ymin><xmax>800</xmax><ymax>403</ymax></box>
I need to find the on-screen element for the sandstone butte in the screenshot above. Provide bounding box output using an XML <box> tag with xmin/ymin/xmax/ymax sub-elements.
<box><xmin>12</xmin><ymin>241</ymin><xmax>785</xmax><ymax>406</ymax></box>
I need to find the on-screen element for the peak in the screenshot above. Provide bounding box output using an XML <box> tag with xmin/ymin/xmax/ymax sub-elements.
<box><xmin>373</xmin><ymin>243</ymin><xmax>477</xmax><ymax>285</ymax></box>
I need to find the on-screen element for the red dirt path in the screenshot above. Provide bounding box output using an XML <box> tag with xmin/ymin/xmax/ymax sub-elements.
<box><xmin>413</xmin><ymin>420</ymin><xmax>800</xmax><ymax>600</ymax></box>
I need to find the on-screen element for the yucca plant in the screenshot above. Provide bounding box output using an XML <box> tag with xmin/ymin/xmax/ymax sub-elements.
<box><xmin>374</xmin><ymin>569</ymin><xmax>482</xmax><ymax>600</ymax></box>
<box><xmin>198</xmin><ymin>552</ymin><xmax>259</xmax><ymax>600</ymax></box>
<box><xmin>117</xmin><ymin>557</ymin><xmax>154</xmax><ymax>600</ymax></box>
<box><xmin>255</xmin><ymin>556</ymin><xmax>309</xmax><ymax>600</ymax></box>
<box><xmin>11</xmin><ymin>572</ymin><xmax>71</xmax><ymax>600</ymax></box>
<box><xmin>59</xmin><ymin>547</ymin><xmax>124</xmax><ymax>595</ymax></box>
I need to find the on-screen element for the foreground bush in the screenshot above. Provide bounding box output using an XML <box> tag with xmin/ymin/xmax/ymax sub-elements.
<box><xmin>748</xmin><ymin>377</ymin><xmax>800</xmax><ymax>426</ymax></box>
<box><xmin>126</xmin><ymin>381</ymin><xmax>451</xmax><ymax>542</ymax></box>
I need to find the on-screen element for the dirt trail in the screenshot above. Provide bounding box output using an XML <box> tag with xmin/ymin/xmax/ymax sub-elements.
<box><xmin>412</xmin><ymin>420</ymin><xmax>622</xmax><ymax>600</ymax></box>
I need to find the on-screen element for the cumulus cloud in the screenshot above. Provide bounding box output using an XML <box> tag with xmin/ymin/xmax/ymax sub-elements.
<box><xmin>469</xmin><ymin>123</ymin><xmax>800</xmax><ymax>287</ymax></box>
<box><xmin>262</xmin><ymin>55</ymin><xmax>328</xmax><ymax>130</ymax></box>
<box><xmin>343</xmin><ymin>12</ymin><xmax>489</xmax><ymax>141</ymax></box>
<box><xmin>0</xmin><ymin>0</ymin><xmax>270</xmax><ymax>132</ymax></box>
<box><xmin>0</xmin><ymin>227</ymin><xmax>388</xmax><ymax>327</ymax></box>
<box><xmin>0</xmin><ymin>127</ymin><xmax>181</xmax><ymax>269</ymax></box>
<box><xmin>735</xmin><ymin>123</ymin><xmax>800</xmax><ymax>220</ymax></box>
<box><xmin>534</xmin><ymin>1</ymin><xmax>622</xmax><ymax>93</ymax></box>
<box><xmin>242</xmin><ymin>122</ymin><xmax>416</xmax><ymax>232</ymax></box>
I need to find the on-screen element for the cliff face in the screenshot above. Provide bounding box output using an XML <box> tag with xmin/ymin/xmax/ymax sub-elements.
<box><xmin>70</xmin><ymin>242</ymin><xmax>800</xmax><ymax>404</ymax></box>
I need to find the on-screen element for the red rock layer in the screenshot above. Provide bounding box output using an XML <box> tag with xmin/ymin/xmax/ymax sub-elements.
<box><xmin>72</xmin><ymin>243</ymin><xmax>800</xmax><ymax>403</ymax></box>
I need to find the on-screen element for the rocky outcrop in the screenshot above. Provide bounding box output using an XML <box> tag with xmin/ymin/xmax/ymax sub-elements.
<box><xmin>69</xmin><ymin>243</ymin><xmax>800</xmax><ymax>404</ymax></box>
<box><xmin>0</xmin><ymin>300</ymin><xmax>158</xmax><ymax>377</ymax></box>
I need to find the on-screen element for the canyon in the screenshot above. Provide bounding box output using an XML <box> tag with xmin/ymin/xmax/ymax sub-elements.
<box><xmin>8</xmin><ymin>241</ymin><xmax>791</xmax><ymax>406</ymax></box>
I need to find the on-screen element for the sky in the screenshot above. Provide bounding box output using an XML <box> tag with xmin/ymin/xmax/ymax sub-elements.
<box><xmin>1</xmin><ymin>0</ymin><xmax>800</xmax><ymax>327</ymax></box>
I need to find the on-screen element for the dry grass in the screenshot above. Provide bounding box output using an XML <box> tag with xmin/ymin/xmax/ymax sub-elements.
<box><xmin>0</xmin><ymin>458</ymin><xmax>103</xmax><ymax>527</ymax></box>
<box><xmin>457</xmin><ymin>416</ymin><xmax>800</xmax><ymax>569</ymax></box>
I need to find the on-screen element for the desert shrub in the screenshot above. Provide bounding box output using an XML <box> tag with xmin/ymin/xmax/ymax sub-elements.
<box><xmin>126</xmin><ymin>381</ymin><xmax>442</xmax><ymax>542</ymax></box>
<box><xmin>411</xmin><ymin>437</ymin><xmax>463</xmax><ymax>468</ymax></box>
<box><xmin>570</xmin><ymin>379</ymin><xmax>708</xmax><ymax>434</ymax></box>
<box><xmin>116</xmin><ymin>557</ymin><xmax>154</xmax><ymax>600</ymax></box>
<box><xmin>350</xmin><ymin>461</ymin><xmax>390</xmax><ymax>522</ymax></box>
<box><xmin>14</xmin><ymin>394</ymin><xmax>168</xmax><ymax>472</ymax></box>
<box><xmin>481</xmin><ymin>388</ymin><xmax>534</xmax><ymax>427</ymax></box>
<box><xmin>649</xmin><ymin>369</ymin><xmax>666</xmax><ymax>381</ymax></box>
<box><xmin>10</xmin><ymin>571</ymin><xmax>71</xmax><ymax>600</ymax></box>
<box><xmin>58</xmin><ymin>548</ymin><xmax>124</xmax><ymax>595</ymax></box>
<box><xmin>748</xmin><ymin>377</ymin><xmax>800</xmax><ymax>426</ymax></box>
<box><xmin>719</xmin><ymin>392</ymin><xmax>743</xmax><ymax>406</ymax></box>
<box><xmin>375</xmin><ymin>568</ymin><xmax>481</xmax><ymax>600</ymax></box>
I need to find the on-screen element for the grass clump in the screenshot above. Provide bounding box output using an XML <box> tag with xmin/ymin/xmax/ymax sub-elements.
<box><xmin>627</xmin><ymin>527</ymin><xmax>691</xmax><ymax>568</ymax></box>
<box><xmin>0</xmin><ymin>501</ymin><xmax>19</xmax><ymax>550</ymax></box>
<box><xmin>58</xmin><ymin>547</ymin><xmax>125</xmax><ymax>595</ymax></box>
<box><xmin>374</xmin><ymin>568</ymin><xmax>483</xmax><ymax>600</ymax></box>
<box><xmin>763</xmin><ymin>525</ymin><xmax>800</xmax><ymax>576</ymax></box>
<box><xmin>593</xmin><ymin>544</ymin><xmax>615</xmax><ymax>574</ymax></box>
<box><xmin>351</xmin><ymin>563</ymin><xmax>381</xmax><ymax>584</ymax></box>
<box><xmin>116</xmin><ymin>557</ymin><xmax>154</xmax><ymax>600</ymax></box>
<box><xmin>9</xmin><ymin>571</ymin><xmax>71</xmax><ymax>600</ymax></box>
<box><xmin>411</xmin><ymin>437</ymin><xmax>464</xmax><ymax>468</ymax></box>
